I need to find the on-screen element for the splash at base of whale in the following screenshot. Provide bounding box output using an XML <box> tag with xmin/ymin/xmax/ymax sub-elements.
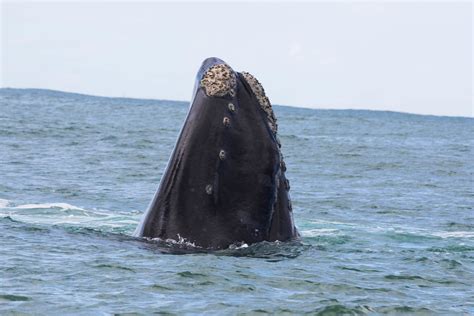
<box><xmin>134</xmin><ymin>57</ymin><xmax>298</xmax><ymax>249</ymax></box>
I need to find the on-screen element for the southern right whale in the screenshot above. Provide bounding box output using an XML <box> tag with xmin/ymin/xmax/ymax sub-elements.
<box><xmin>135</xmin><ymin>57</ymin><xmax>298</xmax><ymax>249</ymax></box>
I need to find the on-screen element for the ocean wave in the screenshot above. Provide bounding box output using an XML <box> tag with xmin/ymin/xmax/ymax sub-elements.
<box><xmin>386</xmin><ymin>228</ymin><xmax>474</xmax><ymax>240</ymax></box>
<box><xmin>0</xmin><ymin>199</ymin><xmax>141</xmax><ymax>234</ymax></box>
<box><xmin>14</xmin><ymin>202</ymin><xmax>85</xmax><ymax>211</ymax></box>
<box><xmin>0</xmin><ymin>294</ymin><xmax>31</xmax><ymax>302</ymax></box>
<box><xmin>301</xmin><ymin>228</ymin><xmax>340</xmax><ymax>237</ymax></box>
<box><xmin>139</xmin><ymin>236</ymin><xmax>308</xmax><ymax>259</ymax></box>
<box><xmin>360</xmin><ymin>224</ymin><xmax>474</xmax><ymax>240</ymax></box>
<box><xmin>310</xmin><ymin>304</ymin><xmax>435</xmax><ymax>315</ymax></box>
<box><xmin>307</xmin><ymin>219</ymin><xmax>357</xmax><ymax>227</ymax></box>
<box><xmin>431</xmin><ymin>231</ymin><xmax>474</xmax><ymax>238</ymax></box>
<box><xmin>0</xmin><ymin>199</ymin><xmax>10</xmax><ymax>208</ymax></box>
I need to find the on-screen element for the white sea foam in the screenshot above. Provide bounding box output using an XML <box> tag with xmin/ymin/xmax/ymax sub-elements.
<box><xmin>431</xmin><ymin>231</ymin><xmax>474</xmax><ymax>238</ymax></box>
<box><xmin>0</xmin><ymin>199</ymin><xmax>10</xmax><ymax>208</ymax></box>
<box><xmin>14</xmin><ymin>202</ymin><xmax>85</xmax><ymax>211</ymax></box>
<box><xmin>0</xmin><ymin>200</ymin><xmax>141</xmax><ymax>234</ymax></box>
<box><xmin>301</xmin><ymin>228</ymin><xmax>340</xmax><ymax>237</ymax></box>
<box><xmin>228</xmin><ymin>242</ymin><xmax>249</xmax><ymax>250</ymax></box>
<box><xmin>148</xmin><ymin>234</ymin><xmax>199</xmax><ymax>248</ymax></box>
<box><xmin>366</xmin><ymin>225</ymin><xmax>474</xmax><ymax>239</ymax></box>
<box><xmin>307</xmin><ymin>219</ymin><xmax>356</xmax><ymax>226</ymax></box>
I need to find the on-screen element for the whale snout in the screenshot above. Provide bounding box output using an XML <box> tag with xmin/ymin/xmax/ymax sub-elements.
<box><xmin>194</xmin><ymin>57</ymin><xmax>236</xmax><ymax>99</ymax></box>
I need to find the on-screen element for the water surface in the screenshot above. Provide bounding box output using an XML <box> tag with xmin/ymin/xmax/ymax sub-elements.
<box><xmin>1</xmin><ymin>88</ymin><xmax>473</xmax><ymax>314</ymax></box>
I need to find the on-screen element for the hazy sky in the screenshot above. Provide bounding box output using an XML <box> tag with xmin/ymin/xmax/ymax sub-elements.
<box><xmin>1</xmin><ymin>1</ymin><xmax>472</xmax><ymax>116</ymax></box>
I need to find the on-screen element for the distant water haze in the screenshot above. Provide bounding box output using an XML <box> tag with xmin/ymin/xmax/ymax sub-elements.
<box><xmin>1</xmin><ymin>2</ymin><xmax>472</xmax><ymax>117</ymax></box>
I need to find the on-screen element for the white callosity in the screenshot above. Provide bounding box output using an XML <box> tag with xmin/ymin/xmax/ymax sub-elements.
<box><xmin>241</xmin><ymin>72</ymin><xmax>278</xmax><ymax>134</ymax></box>
<box><xmin>200</xmin><ymin>64</ymin><xmax>237</xmax><ymax>97</ymax></box>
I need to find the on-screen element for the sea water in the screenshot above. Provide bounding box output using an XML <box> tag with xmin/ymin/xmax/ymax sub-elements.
<box><xmin>0</xmin><ymin>88</ymin><xmax>473</xmax><ymax>314</ymax></box>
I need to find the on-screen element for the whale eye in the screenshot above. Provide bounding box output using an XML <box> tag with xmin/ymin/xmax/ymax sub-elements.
<box><xmin>219</xmin><ymin>150</ymin><xmax>226</xmax><ymax>160</ymax></box>
<box><xmin>205</xmin><ymin>184</ymin><xmax>213</xmax><ymax>195</ymax></box>
<box><xmin>223</xmin><ymin>117</ymin><xmax>230</xmax><ymax>127</ymax></box>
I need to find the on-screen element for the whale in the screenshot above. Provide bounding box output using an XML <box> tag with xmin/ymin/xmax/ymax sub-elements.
<box><xmin>134</xmin><ymin>57</ymin><xmax>298</xmax><ymax>249</ymax></box>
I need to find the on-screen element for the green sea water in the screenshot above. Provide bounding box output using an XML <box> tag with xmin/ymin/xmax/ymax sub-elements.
<box><xmin>1</xmin><ymin>88</ymin><xmax>473</xmax><ymax>314</ymax></box>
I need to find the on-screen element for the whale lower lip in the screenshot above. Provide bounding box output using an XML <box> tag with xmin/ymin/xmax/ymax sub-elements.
<box><xmin>135</xmin><ymin>57</ymin><xmax>298</xmax><ymax>249</ymax></box>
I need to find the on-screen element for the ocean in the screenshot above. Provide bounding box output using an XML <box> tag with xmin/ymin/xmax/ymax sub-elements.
<box><xmin>1</xmin><ymin>88</ymin><xmax>473</xmax><ymax>314</ymax></box>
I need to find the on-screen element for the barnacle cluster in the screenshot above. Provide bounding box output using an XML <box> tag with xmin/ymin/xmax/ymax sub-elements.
<box><xmin>200</xmin><ymin>64</ymin><xmax>236</xmax><ymax>97</ymax></box>
<box><xmin>241</xmin><ymin>72</ymin><xmax>277</xmax><ymax>134</ymax></box>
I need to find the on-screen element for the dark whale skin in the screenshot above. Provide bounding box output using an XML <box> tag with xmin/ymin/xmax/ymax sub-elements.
<box><xmin>135</xmin><ymin>57</ymin><xmax>298</xmax><ymax>249</ymax></box>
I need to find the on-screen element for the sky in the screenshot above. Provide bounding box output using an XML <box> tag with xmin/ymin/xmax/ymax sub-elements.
<box><xmin>1</xmin><ymin>1</ymin><xmax>472</xmax><ymax>117</ymax></box>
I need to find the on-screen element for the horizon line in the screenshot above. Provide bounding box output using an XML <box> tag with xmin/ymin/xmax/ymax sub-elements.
<box><xmin>1</xmin><ymin>86</ymin><xmax>472</xmax><ymax>119</ymax></box>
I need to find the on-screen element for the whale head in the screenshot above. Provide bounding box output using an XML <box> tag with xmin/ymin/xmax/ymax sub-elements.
<box><xmin>135</xmin><ymin>57</ymin><xmax>297</xmax><ymax>249</ymax></box>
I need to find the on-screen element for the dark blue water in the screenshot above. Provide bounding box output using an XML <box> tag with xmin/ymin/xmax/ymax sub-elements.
<box><xmin>1</xmin><ymin>88</ymin><xmax>473</xmax><ymax>314</ymax></box>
